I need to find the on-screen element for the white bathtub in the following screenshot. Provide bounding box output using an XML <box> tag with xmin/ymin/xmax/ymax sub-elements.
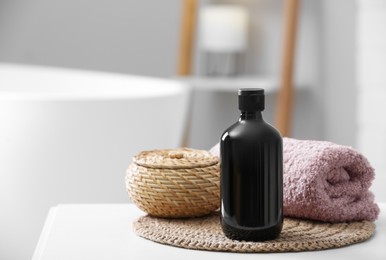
<box><xmin>0</xmin><ymin>63</ymin><xmax>191</xmax><ymax>260</ymax></box>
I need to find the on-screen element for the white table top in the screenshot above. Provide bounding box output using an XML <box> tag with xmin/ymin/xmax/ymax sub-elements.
<box><xmin>33</xmin><ymin>203</ymin><xmax>386</xmax><ymax>260</ymax></box>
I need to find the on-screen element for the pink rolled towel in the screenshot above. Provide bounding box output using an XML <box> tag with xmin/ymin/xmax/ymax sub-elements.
<box><xmin>210</xmin><ymin>138</ymin><xmax>380</xmax><ymax>222</ymax></box>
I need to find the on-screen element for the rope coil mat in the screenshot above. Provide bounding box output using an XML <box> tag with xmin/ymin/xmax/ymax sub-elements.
<box><xmin>133</xmin><ymin>212</ymin><xmax>375</xmax><ymax>253</ymax></box>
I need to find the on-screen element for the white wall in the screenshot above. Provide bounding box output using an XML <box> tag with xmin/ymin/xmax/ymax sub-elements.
<box><xmin>356</xmin><ymin>0</ymin><xmax>386</xmax><ymax>202</ymax></box>
<box><xmin>0</xmin><ymin>0</ymin><xmax>325</xmax><ymax>147</ymax></box>
<box><xmin>0</xmin><ymin>0</ymin><xmax>181</xmax><ymax>77</ymax></box>
<box><xmin>0</xmin><ymin>1</ymin><xmax>360</xmax><ymax>146</ymax></box>
<box><xmin>320</xmin><ymin>0</ymin><xmax>357</xmax><ymax>147</ymax></box>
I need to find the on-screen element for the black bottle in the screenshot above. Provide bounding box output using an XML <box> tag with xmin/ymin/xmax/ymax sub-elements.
<box><xmin>220</xmin><ymin>88</ymin><xmax>283</xmax><ymax>241</ymax></box>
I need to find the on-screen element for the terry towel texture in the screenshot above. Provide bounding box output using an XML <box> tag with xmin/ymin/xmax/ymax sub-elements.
<box><xmin>210</xmin><ymin>138</ymin><xmax>379</xmax><ymax>222</ymax></box>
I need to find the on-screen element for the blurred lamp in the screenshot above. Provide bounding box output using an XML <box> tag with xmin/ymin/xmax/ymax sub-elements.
<box><xmin>200</xmin><ymin>5</ymin><xmax>248</xmax><ymax>52</ymax></box>
<box><xmin>199</xmin><ymin>5</ymin><xmax>249</xmax><ymax>76</ymax></box>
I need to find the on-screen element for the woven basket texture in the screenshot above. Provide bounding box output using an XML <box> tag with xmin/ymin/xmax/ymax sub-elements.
<box><xmin>126</xmin><ymin>148</ymin><xmax>220</xmax><ymax>218</ymax></box>
<box><xmin>133</xmin><ymin>212</ymin><xmax>376</xmax><ymax>253</ymax></box>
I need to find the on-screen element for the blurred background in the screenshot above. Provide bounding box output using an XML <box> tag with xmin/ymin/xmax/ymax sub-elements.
<box><xmin>0</xmin><ymin>0</ymin><xmax>385</xmax><ymax>259</ymax></box>
<box><xmin>0</xmin><ymin>0</ymin><xmax>355</xmax><ymax>144</ymax></box>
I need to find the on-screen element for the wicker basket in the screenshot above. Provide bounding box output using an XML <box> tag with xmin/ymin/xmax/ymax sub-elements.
<box><xmin>125</xmin><ymin>148</ymin><xmax>220</xmax><ymax>218</ymax></box>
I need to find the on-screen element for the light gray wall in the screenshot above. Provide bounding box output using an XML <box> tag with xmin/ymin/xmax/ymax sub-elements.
<box><xmin>0</xmin><ymin>0</ymin><xmax>357</xmax><ymax>148</ymax></box>
<box><xmin>356</xmin><ymin>0</ymin><xmax>386</xmax><ymax>202</ymax></box>
<box><xmin>0</xmin><ymin>0</ymin><xmax>181</xmax><ymax>77</ymax></box>
<box><xmin>320</xmin><ymin>0</ymin><xmax>357</xmax><ymax>147</ymax></box>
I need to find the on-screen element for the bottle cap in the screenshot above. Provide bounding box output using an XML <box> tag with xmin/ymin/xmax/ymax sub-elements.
<box><xmin>238</xmin><ymin>88</ymin><xmax>265</xmax><ymax>111</ymax></box>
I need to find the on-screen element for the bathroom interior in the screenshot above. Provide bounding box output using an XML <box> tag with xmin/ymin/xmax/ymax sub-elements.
<box><xmin>0</xmin><ymin>0</ymin><xmax>385</xmax><ymax>259</ymax></box>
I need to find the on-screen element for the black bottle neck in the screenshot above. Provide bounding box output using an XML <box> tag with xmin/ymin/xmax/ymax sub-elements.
<box><xmin>239</xmin><ymin>111</ymin><xmax>263</xmax><ymax>121</ymax></box>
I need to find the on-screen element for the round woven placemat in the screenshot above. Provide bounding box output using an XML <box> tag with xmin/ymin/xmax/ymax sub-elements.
<box><xmin>133</xmin><ymin>212</ymin><xmax>375</xmax><ymax>253</ymax></box>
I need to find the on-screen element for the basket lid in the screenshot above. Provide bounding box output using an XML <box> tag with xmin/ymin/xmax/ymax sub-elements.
<box><xmin>133</xmin><ymin>148</ymin><xmax>219</xmax><ymax>169</ymax></box>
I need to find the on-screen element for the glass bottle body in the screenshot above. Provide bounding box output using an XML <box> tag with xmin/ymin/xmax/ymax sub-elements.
<box><xmin>220</xmin><ymin>111</ymin><xmax>283</xmax><ymax>241</ymax></box>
